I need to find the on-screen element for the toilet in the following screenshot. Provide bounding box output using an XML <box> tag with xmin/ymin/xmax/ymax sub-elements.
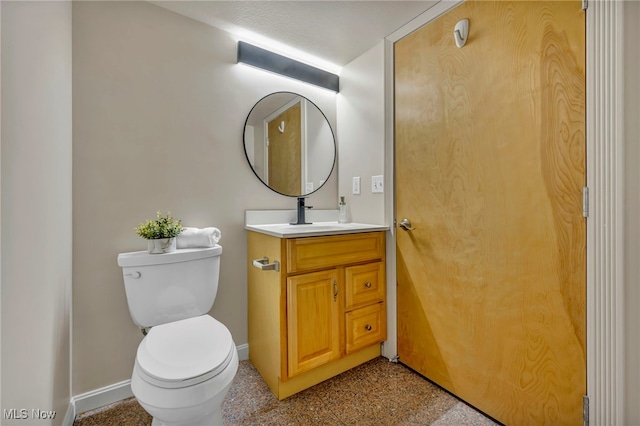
<box><xmin>117</xmin><ymin>245</ymin><xmax>238</xmax><ymax>426</ymax></box>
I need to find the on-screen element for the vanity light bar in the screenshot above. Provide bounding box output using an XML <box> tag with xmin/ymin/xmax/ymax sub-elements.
<box><xmin>237</xmin><ymin>41</ymin><xmax>339</xmax><ymax>93</ymax></box>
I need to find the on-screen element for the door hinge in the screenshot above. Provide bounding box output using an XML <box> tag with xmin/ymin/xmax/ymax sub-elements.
<box><xmin>582</xmin><ymin>186</ymin><xmax>589</xmax><ymax>218</ymax></box>
<box><xmin>582</xmin><ymin>0</ymin><xmax>588</xmax><ymax>11</ymax></box>
<box><xmin>583</xmin><ymin>395</ymin><xmax>590</xmax><ymax>426</ymax></box>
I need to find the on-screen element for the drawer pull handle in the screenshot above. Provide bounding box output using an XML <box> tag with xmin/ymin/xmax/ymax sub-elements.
<box><xmin>364</xmin><ymin>282</ymin><xmax>372</xmax><ymax>288</ymax></box>
<box><xmin>365</xmin><ymin>324</ymin><xmax>372</xmax><ymax>331</ymax></box>
<box><xmin>333</xmin><ymin>280</ymin><xmax>338</xmax><ymax>302</ymax></box>
<box><xmin>252</xmin><ymin>257</ymin><xmax>280</xmax><ymax>272</ymax></box>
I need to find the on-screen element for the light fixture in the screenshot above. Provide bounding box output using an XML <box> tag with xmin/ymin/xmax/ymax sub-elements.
<box><xmin>237</xmin><ymin>41</ymin><xmax>339</xmax><ymax>92</ymax></box>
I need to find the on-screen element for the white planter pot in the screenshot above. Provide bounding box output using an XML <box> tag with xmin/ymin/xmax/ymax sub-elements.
<box><xmin>147</xmin><ymin>237</ymin><xmax>176</xmax><ymax>254</ymax></box>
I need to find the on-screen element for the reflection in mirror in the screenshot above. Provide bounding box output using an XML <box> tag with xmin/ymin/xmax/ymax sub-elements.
<box><xmin>244</xmin><ymin>92</ymin><xmax>336</xmax><ymax>197</ymax></box>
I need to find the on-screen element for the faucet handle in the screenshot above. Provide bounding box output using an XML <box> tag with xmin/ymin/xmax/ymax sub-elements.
<box><xmin>306</xmin><ymin>205</ymin><xmax>313</xmax><ymax>209</ymax></box>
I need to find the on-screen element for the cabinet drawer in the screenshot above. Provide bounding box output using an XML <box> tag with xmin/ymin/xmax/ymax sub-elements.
<box><xmin>345</xmin><ymin>303</ymin><xmax>386</xmax><ymax>354</ymax></box>
<box><xmin>345</xmin><ymin>262</ymin><xmax>385</xmax><ymax>310</ymax></box>
<box><xmin>287</xmin><ymin>232</ymin><xmax>384</xmax><ymax>273</ymax></box>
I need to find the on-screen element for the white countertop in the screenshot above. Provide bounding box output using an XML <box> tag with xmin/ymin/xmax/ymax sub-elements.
<box><xmin>245</xmin><ymin>221</ymin><xmax>389</xmax><ymax>238</ymax></box>
<box><xmin>245</xmin><ymin>210</ymin><xmax>388</xmax><ymax>238</ymax></box>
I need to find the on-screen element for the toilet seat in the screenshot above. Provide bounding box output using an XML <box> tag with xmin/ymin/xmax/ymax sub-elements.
<box><xmin>136</xmin><ymin>315</ymin><xmax>235</xmax><ymax>389</ymax></box>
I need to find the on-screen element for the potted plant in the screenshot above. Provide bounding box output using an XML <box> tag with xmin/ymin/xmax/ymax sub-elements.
<box><xmin>134</xmin><ymin>211</ymin><xmax>184</xmax><ymax>254</ymax></box>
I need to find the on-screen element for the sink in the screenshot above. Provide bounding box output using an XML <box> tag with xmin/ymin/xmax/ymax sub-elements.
<box><xmin>245</xmin><ymin>221</ymin><xmax>388</xmax><ymax>238</ymax></box>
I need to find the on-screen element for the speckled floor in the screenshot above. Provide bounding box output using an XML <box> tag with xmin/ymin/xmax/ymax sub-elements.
<box><xmin>74</xmin><ymin>357</ymin><xmax>500</xmax><ymax>426</ymax></box>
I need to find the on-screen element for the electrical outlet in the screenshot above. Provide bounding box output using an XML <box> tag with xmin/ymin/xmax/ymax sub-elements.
<box><xmin>372</xmin><ymin>175</ymin><xmax>384</xmax><ymax>193</ymax></box>
<box><xmin>352</xmin><ymin>177</ymin><xmax>361</xmax><ymax>195</ymax></box>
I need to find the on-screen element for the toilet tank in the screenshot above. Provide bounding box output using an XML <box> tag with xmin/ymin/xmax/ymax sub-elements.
<box><xmin>117</xmin><ymin>246</ymin><xmax>222</xmax><ymax>328</ymax></box>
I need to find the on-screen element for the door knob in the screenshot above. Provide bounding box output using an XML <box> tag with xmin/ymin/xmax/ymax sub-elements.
<box><xmin>399</xmin><ymin>218</ymin><xmax>416</xmax><ymax>231</ymax></box>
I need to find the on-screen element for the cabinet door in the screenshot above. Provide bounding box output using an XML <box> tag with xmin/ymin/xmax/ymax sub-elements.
<box><xmin>287</xmin><ymin>270</ymin><xmax>340</xmax><ymax>377</ymax></box>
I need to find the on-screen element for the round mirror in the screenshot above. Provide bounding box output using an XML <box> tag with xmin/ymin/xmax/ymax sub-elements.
<box><xmin>243</xmin><ymin>92</ymin><xmax>336</xmax><ymax>197</ymax></box>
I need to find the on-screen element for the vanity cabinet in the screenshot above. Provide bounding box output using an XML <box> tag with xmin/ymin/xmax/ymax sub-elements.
<box><xmin>248</xmin><ymin>230</ymin><xmax>386</xmax><ymax>400</ymax></box>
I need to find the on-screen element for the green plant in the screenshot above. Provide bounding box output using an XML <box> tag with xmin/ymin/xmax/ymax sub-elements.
<box><xmin>134</xmin><ymin>211</ymin><xmax>184</xmax><ymax>240</ymax></box>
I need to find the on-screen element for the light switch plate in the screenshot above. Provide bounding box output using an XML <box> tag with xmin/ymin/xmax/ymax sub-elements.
<box><xmin>352</xmin><ymin>177</ymin><xmax>361</xmax><ymax>195</ymax></box>
<box><xmin>372</xmin><ymin>175</ymin><xmax>384</xmax><ymax>193</ymax></box>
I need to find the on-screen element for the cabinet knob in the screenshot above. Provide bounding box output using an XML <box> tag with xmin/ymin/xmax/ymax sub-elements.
<box><xmin>365</xmin><ymin>324</ymin><xmax>372</xmax><ymax>331</ymax></box>
<box><xmin>364</xmin><ymin>282</ymin><xmax>372</xmax><ymax>288</ymax></box>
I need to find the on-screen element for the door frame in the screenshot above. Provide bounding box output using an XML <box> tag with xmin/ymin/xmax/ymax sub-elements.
<box><xmin>382</xmin><ymin>1</ymin><xmax>626</xmax><ymax>423</ymax></box>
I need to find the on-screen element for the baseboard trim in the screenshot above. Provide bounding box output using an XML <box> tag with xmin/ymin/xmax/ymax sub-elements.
<box><xmin>62</xmin><ymin>379</ymin><xmax>133</xmax><ymax>426</ymax></box>
<box><xmin>73</xmin><ymin>379</ymin><xmax>133</xmax><ymax>417</ymax></box>
<box><xmin>62</xmin><ymin>403</ymin><xmax>76</xmax><ymax>426</ymax></box>
<box><xmin>237</xmin><ymin>343</ymin><xmax>249</xmax><ymax>361</ymax></box>
<box><xmin>64</xmin><ymin>343</ymin><xmax>249</xmax><ymax>424</ymax></box>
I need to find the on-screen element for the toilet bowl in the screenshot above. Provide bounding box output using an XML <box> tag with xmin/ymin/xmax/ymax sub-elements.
<box><xmin>131</xmin><ymin>315</ymin><xmax>238</xmax><ymax>426</ymax></box>
<box><xmin>117</xmin><ymin>246</ymin><xmax>237</xmax><ymax>426</ymax></box>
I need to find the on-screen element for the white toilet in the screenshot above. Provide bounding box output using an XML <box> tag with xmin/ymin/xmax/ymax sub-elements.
<box><xmin>117</xmin><ymin>245</ymin><xmax>238</xmax><ymax>426</ymax></box>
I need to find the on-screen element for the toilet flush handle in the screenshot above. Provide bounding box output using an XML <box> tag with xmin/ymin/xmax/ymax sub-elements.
<box><xmin>125</xmin><ymin>271</ymin><xmax>141</xmax><ymax>279</ymax></box>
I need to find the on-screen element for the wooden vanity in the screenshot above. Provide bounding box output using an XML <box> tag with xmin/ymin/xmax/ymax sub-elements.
<box><xmin>247</xmin><ymin>229</ymin><xmax>386</xmax><ymax>399</ymax></box>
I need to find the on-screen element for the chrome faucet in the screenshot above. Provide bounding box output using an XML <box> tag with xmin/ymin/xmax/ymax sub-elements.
<box><xmin>291</xmin><ymin>197</ymin><xmax>313</xmax><ymax>225</ymax></box>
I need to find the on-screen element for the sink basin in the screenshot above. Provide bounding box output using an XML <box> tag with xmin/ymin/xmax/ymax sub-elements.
<box><xmin>245</xmin><ymin>221</ymin><xmax>388</xmax><ymax>238</ymax></box>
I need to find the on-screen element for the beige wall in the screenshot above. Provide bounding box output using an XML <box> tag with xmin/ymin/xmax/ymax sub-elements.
<box><xmin>1</xmin><ymin>1</ymin><xmax>73</xmax><ymax>424</ymax></box>
<box><xmin>624</xmin><ymin>1</ymin><xmax>640</xmax><ymax>423</ymax></box>
<box><xmin>337</xmin><ymin>42</ymin><xmax>386</xmax><ymax>225</ymax></box>
<box><xmin>72</xmin><ymin>1</ymin><xmax>338</xmax><ymax>395</ymax></box>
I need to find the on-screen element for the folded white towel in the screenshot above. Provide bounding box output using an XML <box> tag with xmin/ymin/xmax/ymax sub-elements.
<box><xmin>176</xmin><ymin>227</ymin><xmax>221</xmax><ymax>249</ymax></box>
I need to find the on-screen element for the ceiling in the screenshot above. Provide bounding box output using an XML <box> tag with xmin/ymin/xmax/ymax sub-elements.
<box><xmin>151</xmin><ymin>1</ymin><xmax>439</xmax><ymax>72</ymax></box>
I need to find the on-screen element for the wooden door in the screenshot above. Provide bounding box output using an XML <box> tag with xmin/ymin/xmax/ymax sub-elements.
<box><xmin>395</xmin><ymin>1</ymin><xmax>586</xmax><ymax>424</ymax></box>
<box><xmin>268</xmin><ymin>103</ymin><xmax>301</xmax><ymax>195</ymax></box>
<box><xmin>287</xmin><ymin>269</ymin><xmax>340</xmax><ymax>377</ymax></box>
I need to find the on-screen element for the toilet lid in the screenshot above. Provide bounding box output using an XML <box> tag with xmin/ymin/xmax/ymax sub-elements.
<box><xmin>136</xmin><ymin>315</ymin><xmax>234</xmax><ymax>385</ymax></box>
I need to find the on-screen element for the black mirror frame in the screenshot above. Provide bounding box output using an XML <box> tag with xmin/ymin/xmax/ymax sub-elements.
<box><xmin>243</xmin><ymin>91</ymin><xmax>337</xmax><ymax>198</ymax></box>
